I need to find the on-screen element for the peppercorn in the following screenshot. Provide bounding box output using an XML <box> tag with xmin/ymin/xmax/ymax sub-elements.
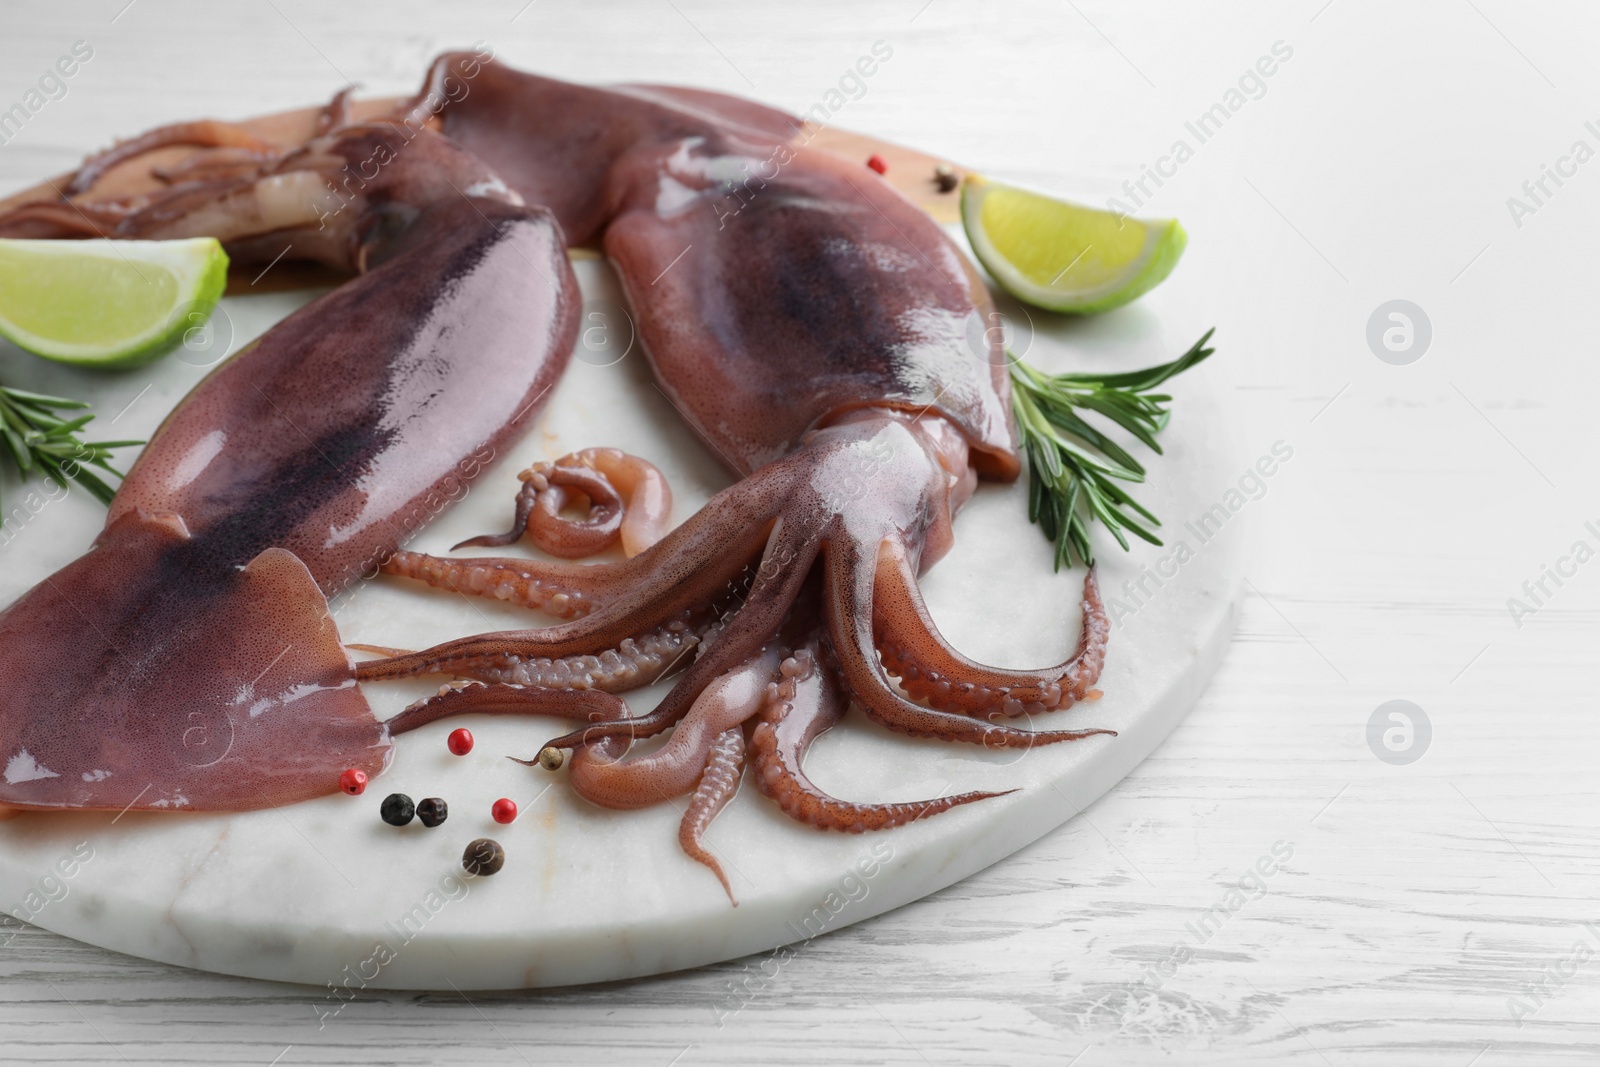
<box><xmin>338</xmin><ymin>768</ymin><xmax>368</xmax><ymax>795</ymax></box>
<box><xmin>380</xmin><ymin>793</ymin><xmax>415</xmax><ymax>826</ymax></box>
<box><xmin>491</xmin><ymin>797</ymin><xmax>518</xmax><ymax>824</ymax></box>
<box><xmin>463</xmin><ymin>837</ymin><xmax>505</xmax><ymax>876</ymax></box>
<box><xmin>934</xmin><ymin>163</ymin><xmax>959</xmax><ymax>193</ymax></box>
<box><xmin>866</xmin><ymin>153</ymin><xmax>888</xmax><ymax>175</ymax></box>
<box><xmin>447</xmin><ymin>728</ymin><xmax>474</xmax><ymax>756</ymax></box>
<box><xmin>416</xmin><ymin>797</ymin><xmax>448</xmax><ymax>827</ymax></box>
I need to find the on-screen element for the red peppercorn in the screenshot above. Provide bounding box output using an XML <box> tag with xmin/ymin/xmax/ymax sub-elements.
<box><xmin>866</xmin><ymin>154</ymin><xmax>888</xmax><ymax>175</ymax></box>
<box><xmin>338</xmin><ymin>768</ymin><xmax>368</xmax><ymax>795</ymax></box>
<box><xmin>447</xmin><ymin>728</ymin><xmax>474</xmax><ymax>756</ymax></box>
<box><xmin>491</xmin><ymin>797</ymin><xmax>518</xmax><ymax>824</ymax></box>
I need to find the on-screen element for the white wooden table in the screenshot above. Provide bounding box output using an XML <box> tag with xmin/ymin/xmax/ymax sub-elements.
<box><xmin>4</xmin><ymin>1</ymin><xmax>1599</xmax><ymax>1062</ymax></box>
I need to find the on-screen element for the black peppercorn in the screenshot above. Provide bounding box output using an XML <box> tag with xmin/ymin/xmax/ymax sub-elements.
<box><xmin>416</xmin><ymin>797</ymin><xmax>448</xmax><ymax>827</ymax></box>
<box><xmin>463</xmin><ymin>837</ymin><xmax>505</xmax><ymax>876</ymax></box>
<box><xmin>380</xmin><ymin>793</ymin><xmax>415</xmax><ymax>826</ymax></box>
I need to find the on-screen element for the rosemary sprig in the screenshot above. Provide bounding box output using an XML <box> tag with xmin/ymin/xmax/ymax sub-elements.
<box><xmin>0</xmin><ymin>384</ymin><xmax>141</xmax><ymax>511</ymax></box>
<box><xmin>1009</xmin><ymin>328</ymin><xmax>1216</xmax><ymax>570</ymax></box>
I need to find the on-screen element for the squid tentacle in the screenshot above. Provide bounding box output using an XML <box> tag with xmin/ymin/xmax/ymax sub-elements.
<box><xmin>392</xmin><ymin>52</ymin><xmax>460</xmax><ymax>133</ymax></box>
<box><xmin>750</xmin><ymin>646</ymin><xmax>1010</xmax><ymax>833</ymax></box>
<box><xmin>469</xmin><ymin>464</ymin><xmax>618</xmax><ymax>558</ymax></box>
<box><xmin>381</xmin><ymin>550</ymin><xmax>618</xmax><ymax>619</ymax></box>
<box><xmin>132</xmin><ymin>88</ymin><xmax>354</xmax><ymax>189</ymax></box>
<box><xmin>458</xmin><ymin>449</ymin><xmax>672</xmax><ymax>560</ymax></box>
<box><xmin>679</xmin><ymin>727</ymin><xmax>746</xmax><ymax>905</ymax></box>
<box><xmin>316</xmin><ymin>85</ymin><xmax>360</xmax><ymax>135</ymax></box>
<box><xmin>873</xmin><ymin>540</ymin><xmax>1108</xmax><ymax>719</ymax></box>
<box><xmin>63</xmin><ymin>119</ymin><xmax>281</xmax><ymax>196</ymax></box>
<box><xmin>356</xmin><ymin>610</ymin><xmax>714</xmax><ymax>691</ymax></box>
<box><xmin>539</xmin><ymin>518</ymin><xmax>819</xmax><ymax>753</ymax></box>
<box><xmin>824</xmin><ymin>540</ymin><xmax>1116</xmax><ymax>749</ymax></box>
<box><xmin>357</xmin><ymin>493</ymin><xmax>783</xmax><ymax>681</ymax></box>
<box><xmin>389</xmin><ymin>626</ymin><xmax>760</xmax><ymax>905</ymax></box>
<box><xmin>425</xmin><ymin>613</ymin><xmax>715</xmax><ymax>691</ymax></box>
<box><xmin>7</xmin><ymin>122</ymin><xmax>529</xmax><ymax>272</ymax></box>
<box><xmin>451</xmin><ymin>478</ymin><xmax>541</xmax><ymax>551</ymax></box>
<box><xmin>0</xmin><ymin>197</ymin><xmax>133</xmax><ymax>237</ymax></box>
<box><xmin>384</xmin><ymin>682</ymin><xmax>625</xmax><ymax>736</ymax></box>
<box><xmin>564</xmin><ymin>647</ymin><xmax>780</xmax><ymax>809</ymax></box>
<box><xmin>150</xmin><ymin>148</ymin><xmax>283</xmax><ymax>186</ymax></box>
<box><xmin>362</xmin><ymin>468</ymin><xmax>782</xmax><ymax>676</ymax></box>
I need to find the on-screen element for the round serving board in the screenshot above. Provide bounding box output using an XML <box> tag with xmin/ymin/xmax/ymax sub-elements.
<box><xmin>0</xmin><ymin>197</ymin><xmax>1246</xmax><ymax>990</ymax></box>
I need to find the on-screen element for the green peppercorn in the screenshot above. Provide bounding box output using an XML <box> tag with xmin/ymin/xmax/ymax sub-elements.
<box><xmin>463</xmin><ymin>837</ymin><xmax>505</xmax><ymax>876</ymax></box>
<box><xmin>380</xmin><ymin>793</ymin><xmax>415</xmax><ymax>826</ymax></box>
<box><xmin>416</xmin><ymin>797</ymin><xmax>448</xmax><ymax>827</ymax></box>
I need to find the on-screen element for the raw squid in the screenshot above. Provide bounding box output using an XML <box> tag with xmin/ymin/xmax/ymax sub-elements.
<box><xmin>354</xmin><ymin>56</ymin><xmax>1113</xmax><ymax>895</ymax></box>
<box><xmin>0</xmin><ymin>55</ymin><xmax>1112</xmax><ymax>901</ymax></box>
<box><xmin>0</xmin><ymin>116</ymin><xmax>579</xmax><ymax>810</ymax></box>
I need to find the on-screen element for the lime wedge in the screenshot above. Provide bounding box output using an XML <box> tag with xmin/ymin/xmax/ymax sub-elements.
<box><xmin>961</xmin><ymin>175</ymin><xmax>1186</xmax><ymax>314</ymax></box>
<box><xmin>0</xmin><ymin>237</ymin><xmax>229</xmax><ymax>369</ymax></box>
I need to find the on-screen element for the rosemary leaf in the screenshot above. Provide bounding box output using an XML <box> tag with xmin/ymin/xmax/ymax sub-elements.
<box><xmin>1008</xmin><ymin>329</ymin><xmax>1216</xmax><ymax>570</ymax></box>
<box><xmin>0</xmin><ymin>383</ymin><xmax>141</xmax><ymax>514</ymax></box>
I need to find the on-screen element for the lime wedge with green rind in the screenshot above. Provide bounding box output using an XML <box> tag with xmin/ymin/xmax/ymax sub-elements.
<box><xmin>0</xmin><ymin>237</ymin><xmax>229</xmax><ymax>369</ymax></box>
<box><xmin>961</xmin><ymin>175</ymin><xmax>1186</xmax><ymax>315</ymax></box>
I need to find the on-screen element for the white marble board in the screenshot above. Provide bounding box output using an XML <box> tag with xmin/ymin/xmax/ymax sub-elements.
<box><xmin>0</xmin><ymin>233</ymin><xmax>1246</xmax><ymax>990</ymax></box>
